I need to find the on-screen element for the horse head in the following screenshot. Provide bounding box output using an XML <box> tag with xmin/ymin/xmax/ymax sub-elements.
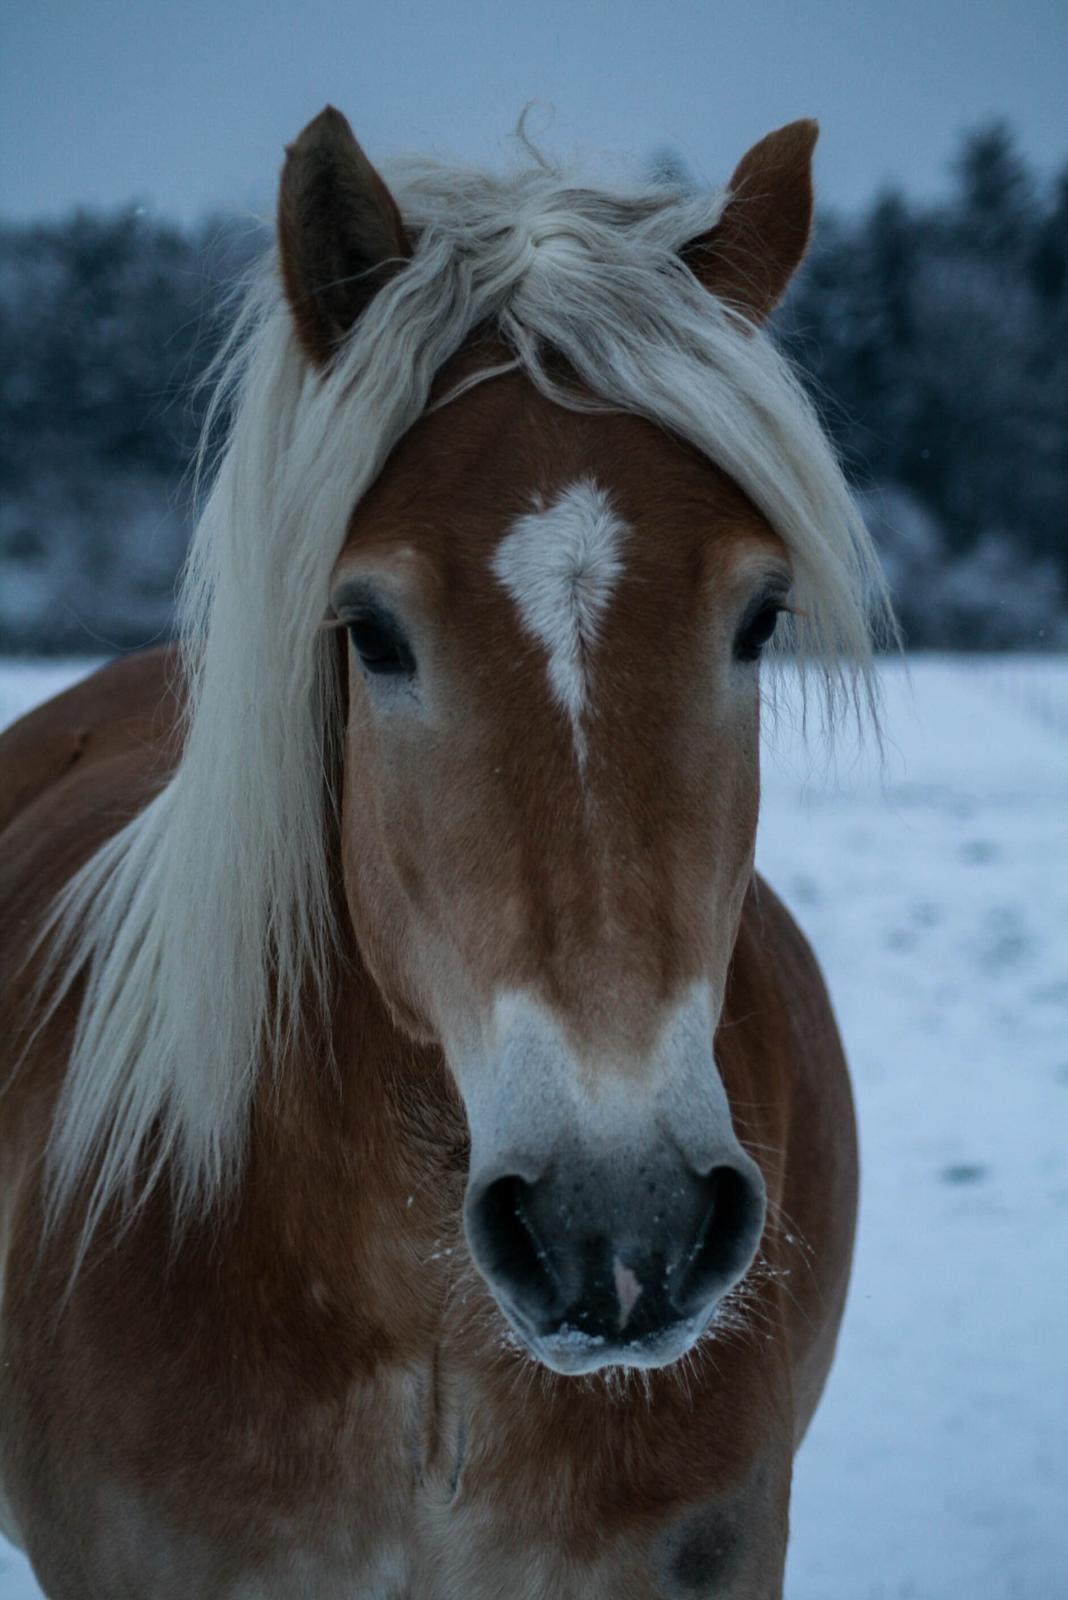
<box><xmin>279</xmin><ymin>109</ymin><xmax>820</xmax><ymax>1372</ymax></box>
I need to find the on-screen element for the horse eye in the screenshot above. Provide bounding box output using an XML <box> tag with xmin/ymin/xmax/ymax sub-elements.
<box><xmin>734</xmin><ymin>600</ymin><xmax>783</xmax><ymax>663</ymax></box>
<box><xmin>347</xmin><ymin>610</ymin><xmax>416</xmax><ymax>678</ymax></box>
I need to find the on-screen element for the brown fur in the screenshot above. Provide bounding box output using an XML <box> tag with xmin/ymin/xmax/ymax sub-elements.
<box><xmin>278</xmin><ymin>107</ymin><xmax>412</xmax><ymax>367</ymax></box>
<box><xmin>0</xmin><ymin>644</ymin><xmax>855</xmax><ymax>1598</ymax></box>
<box><xmin>684</xmin><ymin>120</ymin><xmax>819</xmax><ymax>322</ymax></box>
<box><xmin>0</xmin><ymin>115</ymin><xmax>858</xmax><ymax>1598</ymax></box>
<box><xmin>331</xmin><ymin>366</ymin><xmax>788</xmax><ymax>1054</ymax></box>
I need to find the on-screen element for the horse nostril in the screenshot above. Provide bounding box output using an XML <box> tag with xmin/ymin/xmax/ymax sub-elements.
<box><xmin>671</xmin><ymin>1162</ymin><xmax>766</xmax><ymax>1316</ymax></box>
<box><xmin>467</xmin><ymin>1154</ymin><xmax>766</xmax><ymax>1360</ymax></box>
<box><xmin>468</xmin><ymin>1174</ymin><xmax>560</xmax><ymax>1319</ymax></box>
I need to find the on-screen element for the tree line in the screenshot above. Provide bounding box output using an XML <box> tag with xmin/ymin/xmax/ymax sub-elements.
<box><xmin>1</xmin><ymin>120</ymin><xmax>1065</xmax><ymax>652</ymax></box>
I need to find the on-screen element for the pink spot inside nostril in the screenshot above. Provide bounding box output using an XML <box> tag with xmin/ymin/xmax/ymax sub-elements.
<box><xmin>613</xmin><ymin>1258</ymin><xmax>643</xmax><ymax>1331</ymax></box>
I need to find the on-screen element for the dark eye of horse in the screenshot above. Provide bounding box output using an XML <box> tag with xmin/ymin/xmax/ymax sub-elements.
<box><xmin>734</xmin><ymin>600</ymin><xmax>783</xmax><ymax>663</ymax></box>
<box><xmin>347</xmin><ymin>610</ymin><xmax>416</xmax><ymax>678</ymax></box>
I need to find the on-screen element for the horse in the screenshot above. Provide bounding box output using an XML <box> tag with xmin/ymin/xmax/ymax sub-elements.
<box><xmin>0</xmin><ymin>107</ymin><xmax>888</xmax><ymax>1597</ymax></box>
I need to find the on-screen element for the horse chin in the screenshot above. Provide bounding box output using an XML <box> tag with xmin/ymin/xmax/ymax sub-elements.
<box><xmin>498</xmin><ymin>1303</ymin><xmax>709</xmax><ymax>1378</ymax></box>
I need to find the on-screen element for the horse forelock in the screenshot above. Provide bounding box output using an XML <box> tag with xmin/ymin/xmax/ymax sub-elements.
<box><xmin>41</xmin><ymin>149</ymin><xmax>891</xmax><ymax>1255</ymax></box>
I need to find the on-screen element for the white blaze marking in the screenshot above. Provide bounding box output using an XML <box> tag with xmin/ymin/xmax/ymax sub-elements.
<box><xmin>492</xmin><ymin>479</ymin><xmax>629</xmax><ymax>766</ymax></box>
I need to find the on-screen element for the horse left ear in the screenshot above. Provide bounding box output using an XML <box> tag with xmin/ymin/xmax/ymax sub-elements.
<box><xmin>683</xmin><ymin>119</ymin><xmax>818</xmax><ymax>324</ymax></box>
<box><xmin>277</xmin><ymin>106</ymin><xmax>411</xmax><ymax>367</ymax></box>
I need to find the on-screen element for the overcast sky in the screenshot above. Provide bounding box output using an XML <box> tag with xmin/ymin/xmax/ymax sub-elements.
<box><xmin>2</xmin><ymin>0</ymin><xmax>1066</xmax><ymax>224</ymax></box>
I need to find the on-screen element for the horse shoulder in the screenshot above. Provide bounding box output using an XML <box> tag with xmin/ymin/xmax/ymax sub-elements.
<box><xmin>0</xmin><ymin>647</ymin><xmax>181</xmax><ymax>982</ymax></box>
<box><xmin>0</xmin><ymin>647</ymin><xmax>182</xmax><ymax>840</ymax></box>
<box><xmin>720</xmin><ymin>875</ymin><xmax>859</xmax><ymax>1443</ymax></box>
<box><xmin>0</xmin><ymin>648</ymin><xmax>188</xmax><ymax>1550</ymax></box>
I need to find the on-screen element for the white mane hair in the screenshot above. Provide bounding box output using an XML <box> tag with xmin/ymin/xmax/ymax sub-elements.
<box><xmin>40</xmin><ymin>143</ymin><xmax>894</xmax><ymax>1251</ymax></box>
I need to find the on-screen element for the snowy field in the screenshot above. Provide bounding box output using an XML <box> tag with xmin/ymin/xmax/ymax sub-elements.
<box><xmin>1</xmin><ymin>655</ymin><xmax>1066</xmax><ymax>1599</ymax></box>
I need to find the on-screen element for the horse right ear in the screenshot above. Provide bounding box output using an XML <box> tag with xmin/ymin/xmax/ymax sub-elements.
<box><xmin>682</xmin><ymin>119</ymin><xmax>818</xmax><ymax>324</ymax></box>
<box><xmin>277</xmin><ymin>106</ymin><xmax>411</xmax><ymax>368</ymax></box>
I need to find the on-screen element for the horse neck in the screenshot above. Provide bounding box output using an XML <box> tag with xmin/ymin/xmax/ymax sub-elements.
<box><xmin>235</xmin><ymin>926</ymin><xmax>468</xmax><ymax>1311</ymax></box>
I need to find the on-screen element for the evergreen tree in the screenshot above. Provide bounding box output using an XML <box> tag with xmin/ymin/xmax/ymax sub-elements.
<box><xmin>1</xmin><ymin>126</ymin><xmax>1065</xmax><ymax>652</ymax></box>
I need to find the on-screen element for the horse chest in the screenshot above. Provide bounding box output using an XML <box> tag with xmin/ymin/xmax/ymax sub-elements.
<box><xmin>36</xmin><ymin>1372</ymin><xmax>558</xmax><ymax>1599</ymax></box>
<box><xmin>0</xmin><ymin>1188</ymin><xmax>796</xmax><ymax>1598</ymax></box>
<box><xmin>17</xmin><ymin>1353</ymin><xmax>772</xmax><ymax>1599</ymax></box>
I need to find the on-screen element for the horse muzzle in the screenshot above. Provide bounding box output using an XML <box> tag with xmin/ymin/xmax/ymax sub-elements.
<box><xmin>465</xmin><ymin>1146</ymin><xmax>767</xmax><ymax>1374</ymax></box>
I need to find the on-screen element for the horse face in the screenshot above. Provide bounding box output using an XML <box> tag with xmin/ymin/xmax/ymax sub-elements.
<box><xmin>330</xmin><ymin>368</ymin><xmax>784</xmax><ymax>1371</ymax></box>
<box><xmin>278</xmin><ymin>107</ymin><xmax>823</xmax><ymax>1374</ymax></box>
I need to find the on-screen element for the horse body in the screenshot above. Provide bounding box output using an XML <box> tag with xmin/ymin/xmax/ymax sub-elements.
<box><xmin>0</xmin><ymin>110</ymin><xmax>876</xmax><ymax>1596</ymax></box>
<box><xmin>0</xmin><ymin>649</ymin><xmax>855</xmax><ymax>1597</ymax></box>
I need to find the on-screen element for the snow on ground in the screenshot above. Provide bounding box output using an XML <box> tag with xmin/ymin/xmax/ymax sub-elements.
<box><xmin>0</xmin><ymin>655</ymin><xmax>1066</xmax><ymax>1599</ymax></box>
<box><xmin>763</xmin><ymin>657</ymin><xmax>1068</xmax><ymax>1600</ymax></box>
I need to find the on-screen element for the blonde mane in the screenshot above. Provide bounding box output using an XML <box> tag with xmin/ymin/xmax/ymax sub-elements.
<box><xmin>40</xmin><ymin>148</ymin><xmax>893</xmax><ymax>1248</ymax></box>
